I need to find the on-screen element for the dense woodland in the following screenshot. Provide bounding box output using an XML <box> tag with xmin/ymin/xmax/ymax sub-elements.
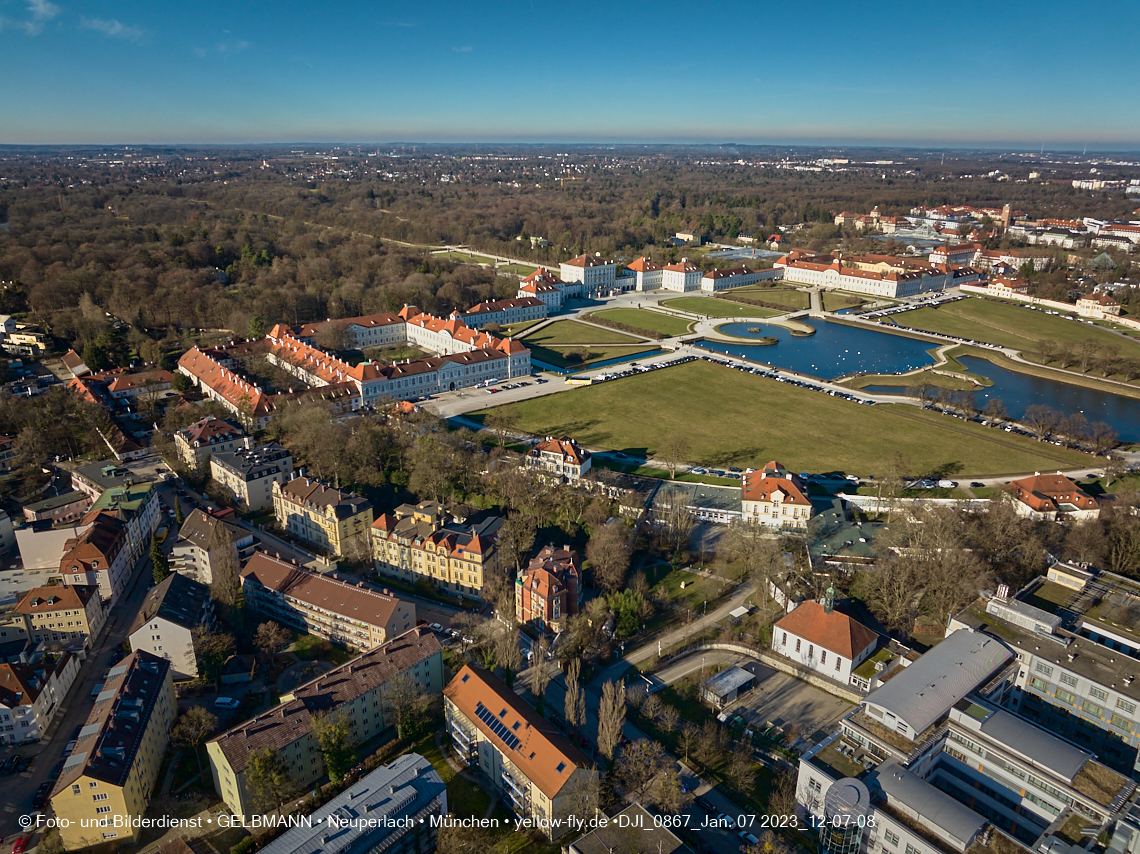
<box><xmin>1</xmin><ymin>146</ymin><xmax>1137</xmax><ymax>359</ymax></box>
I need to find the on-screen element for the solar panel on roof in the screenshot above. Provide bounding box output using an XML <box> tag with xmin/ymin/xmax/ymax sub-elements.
<box><xmin>475</xmin><ymin>702</ymin><xmax>521</xmax><ymax>751</ymax></box>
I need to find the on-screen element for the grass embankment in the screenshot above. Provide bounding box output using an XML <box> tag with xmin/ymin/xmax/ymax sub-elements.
<box><xmin>662</xmin><ymin>296</ymin><xmax>781</xmax><ymax>318</ymax></box>
<box><xmin>527</xmin><ymin>345</ymin><xmax>653</xmax><ymax>370</ymax></box>
<box><xmin>892</xmin><ymin>297</ymin><xmax>1140</xmax><ymax>362</ymax></box>
<box><xmin>501</xmin><ymin>319</ymin><xmax>545</xmax><ymax>337</ymax></box>
<box><xmin>948</xmin><ymin>345</ymin><xmax>1140</xmax><ymax>401</ymax></box>
<box><xmin>822</xmin><ymin>291</ymin><xmax>866</xmax><ymax>311</ymax></box>
<box><xmin>521</xmin><ymin>320</ymin><xmax>641</xmax><ymax>345</ymax></box>
<box><xmin>589</xmin><ymin>308</ymin><xmax>694</xmax><ymax>337</ymax></box>
<box><xmin>728</xmin><ymin>287</ymin><xmax>811</xmax><ymax>311</ymax></box>
<box><xmin>477</xmin><ymin>360</ymin><xmax>1093</xmax><ymax>476</ymax></box>
<box><xmin>840</xmin><ymin>347</ymin><xmax>994</xmax><ymax>390</ymax></box>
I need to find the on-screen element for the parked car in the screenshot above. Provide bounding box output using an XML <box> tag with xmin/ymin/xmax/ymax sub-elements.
<box><xmin>12</xmin><ymin>837</ymin><xmax>30</xmax><ymax>854</ymax></box>
<box><xmin>63</xmin><ymin>740</ymin><xmax>77</xmax><ymax>755</ymax></box>
<box><xmin>696</xmin><ymin>796</ymin><xmax>716</xmax><ymax>812</ymax></box>
<box><xmin>429</xmin><ymin>623</ymin><xmax>443</xmax><ymax>633</ymax></box>
<box><xmin>739</xmin><ymin>832</ymin><xmax>760</xmax><ymax>846</ymax></box>
<box><xmin>214</xmin><ymin>697</ymin><xmax>241</xmax><ymax>709</ymax></box>
<box><xmin>32</xmin><ymin>782</ymin><xmax>52</xmax><ymax>809</ymax></box>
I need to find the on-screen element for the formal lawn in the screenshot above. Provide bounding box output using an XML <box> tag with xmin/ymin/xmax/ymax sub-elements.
<box><xmin>520</xmin><ymin>319</ymin><xmax>640</xmax><ymax>345</ymax></box>
<box><xmin>501</xmin><ymin>319</ymin><xmax>544</xmax><ymax>337</ymax></box>
<box><xmin>731</xmin><ymin>287</ymin><xmax>811</xmax><ymax>310</ymax></box>
<box><xmin>823</xmin><ymin>291</ymin><xmax>865</xmax><ymax>311</ymax></box>
<box><xmin>662</xmin><ymin>296</ymin><xmax>779</xmax><ymax>318</ymax></box>
<box><xmin>589</xmin><ymin>308</ymin><xmax>694</xmax><ymax>337</ymax></box>
<box><xmin>476</xmin><ymin>360</ymin><xmax>1093</xmax><ymax>476</ymax></box>
<box><xmin>892</xmin><ymin>297</ymin><xmax>1140</xmax><ymax>360</ymax></box>
<box><xmin>527</xmin><ymin>344</ymin><xmax>652</xmax><ymax>370</ymax></box>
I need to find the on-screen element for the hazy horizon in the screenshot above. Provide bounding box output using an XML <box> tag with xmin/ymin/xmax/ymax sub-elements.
<box><xmin>2</xmin><ymin>0</ymin><xmax>1137</xmax><ymax>147</ymax></box>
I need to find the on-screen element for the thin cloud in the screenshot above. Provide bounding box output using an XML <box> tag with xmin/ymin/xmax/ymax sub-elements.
<box><xmin>193</xmin><ymin>38</ymin><xmax>251</xmax><ymax>58</ymax></box>
<box><xmin>1</xmin><ymin>0</ymin><xmax>60</xmax><ymax>35</ymax></box>
<box><xmin>81</xmin><ymin>17</ymin><xmax>145</xmax><ymax>42</ymax></box>
<box><xmin>452</xmin><ymin>45</ymin><xmax>472</xmax><ymax>52</ymax></box>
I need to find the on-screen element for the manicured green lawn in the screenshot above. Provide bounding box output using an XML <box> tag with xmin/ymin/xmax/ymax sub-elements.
<box><xmin>822</xmin><ymin>291</ymin><xmax>865</xmax><ymax>311</ymax></box>
<box><xmin>501</xmin><ymin>319</ymin><xmax>544</xmax><ymax>337</ymax></box>
<box><xmin>892</xmin><ymin>297</ymin><xmax>1140</xmax><ymax>360</ymax></box>
<box><xmin>521</xmin><ymin>319</ymin><xmax>640</xmax><ymax>345</ymax></box>
<box><xmin>477</xmin><ymin>361</ymin><xmax>1094</xmax><ymax>476</ymax></box>
<box><xmin>589</xmin><ymin>308</ymin><xmax>694</xmax><ymax>337</ymax></box>
<box><xmin>731</xmin><ymin>287</ymin><xmax>810</xmax><ymax>310</ymax></box>
<box><xmin>662</xmin><ymin>296</ymin><xmax>778</xmax><ymax>318</ymax></box>
<box><xmin>527</xmin><ymin>344</ymin><xmax>652</xmax><ymax>370</ymax></box>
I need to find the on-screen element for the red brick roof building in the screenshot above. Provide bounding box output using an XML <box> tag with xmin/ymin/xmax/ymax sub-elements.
<box><xmin>1005</xmin><ymin>473</ymin><xmax>1100</xmax><ymax>521</ymax></box>
<box><xmin>525</xmin><ymin>436</ymin><xmax>592</xmax><ymax>482</ymax></box>
<box><xmin>773</xmin><ymin>599</ymin><xmax>879</xmax><ymax>686</ymax></box>
<box><xmin>515</xmin><ymin>545</ymin><xmax>581</xmax><ymax>633</ymax></box>
<box><xmin>741</xmin><ymin>461</ymin><xmax>813</xmax><ymax>530</ymax></box>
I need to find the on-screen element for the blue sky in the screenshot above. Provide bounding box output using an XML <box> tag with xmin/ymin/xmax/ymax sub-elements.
<box><xmin>1</xmin><ymin>0</ymin><xmax>1138</xmax><ymax>147</ymax></box>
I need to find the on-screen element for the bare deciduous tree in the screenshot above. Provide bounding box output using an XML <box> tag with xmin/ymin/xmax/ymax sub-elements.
<box><xmin>564</xmin><ymin>657</ymin><xmax>586</xmax><ymax>731</ymax></box>
<box><xmin>598</xmin><ymin>680</ymin><xmax>626</xmax><ymax>761</ymax></box>
<box><xmin>587</xmin><ymin>522</ymin><xmax>631</xmax><ymax>592</ymax></box>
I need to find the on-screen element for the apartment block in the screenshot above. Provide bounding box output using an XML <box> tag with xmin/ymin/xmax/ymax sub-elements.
<box><xmin>171</xmin><ymin>509</ymin><xmax>255</xmax><ymax>586</ymax></box>
<box><xmin>207</xmin><ymin>627</ymin><xmax>442</xmax><ymax>818</ymax></box>
<box><xmin>273</xmin><ymin>477</ymin><xmax>373</xmax><ymax>557</ymax></box>
<box><xmin>50</xmin><ymin>651</ymin><xmax>176</xmax><ymax>849</ymax></box>
<box><xmin>255</xmin><ymin>753</ymin><xmax>446</xmax><ymax>854</ymax></box>
<box><xmin>128</xmin><ymin>573</ymin><xmax>214</xmax><ymax>679</ymax></box>
<box><xmin>210</xmin><ymin>443</ymin><xmax>293</xmax><ymax>512</ymax></box>
<box><xmin>444</xmin><ymin>665</ymin><xmax>597</xmax><ymax>840</ymax></box>
<box><xmin>58</xmin><ymin>515</ymin><xmax>132</xmax><ymax>603</ymax></box>
<box><xmin>950</xmin><ymin>567</ymin><xmax>1140</xmax><ymax>778</ymax></box>
<box><xmin>174</xmin><ymin>416</ymin><xmax>251</xmax><ymax>471</ymax></box>
<box><xmin>515</xmin><ymin>545</ymin><xmax>582</xmax><ymax>634</ymax></box>
<box><xmin>370</xmin><ymin>501</ymin><xmax>503</xmax><ymax>601</ymax></box>
<box><xmin>0</xmin><ymin>654</ymin><xmax>80</xmax><ymax>744</ymax></box>
<box><xmin>13</xmin><ymin>584</ymin><xmax>107</xmax><ymax>649</ymax></box>
<box><xmin>796</xmin><ymin>629</ymin><xmax>1134</xmax><ymax>854</ymax></box>
<box><xmin>241</xmin><ymin>550</ymin><xmax>415</xmax><ymax>650</ymax></box>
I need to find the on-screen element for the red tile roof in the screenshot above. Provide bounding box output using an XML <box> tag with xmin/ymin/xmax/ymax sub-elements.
<box><xmin>1005</xmin><ymin>473</ymin><xmax>1098</xmax><ymax>514</ymax></box>
<box><xmin>774</xmin><ymin>600</ymin><xmax>878</xmax><ymax>658</ymax></box>
<box><xmin>741</xmin><ymin>463</ymin><xmax>810</xmax><ymax>506</ymax></box>
<box><xmin>529</xmin><ymin>436</ymin><xmax>589</xmax><ymax>466</ymax></box>
<box><xmin>564</xmin><ymin>253</ymin><xmax>612</xmax><ymax>268</ymax></box>
<box><xmin>106</xmin><ymin>370</ymin><xmax>174</xmax><ymax>393</ymax></box>
<box><xmin>626</xmin><ymin>257</ymin><xmax>661</xmax><ymax>273</ymax></box>
<box><xmin>444</xmin><ymin>665</ymin><xmax>590</xmax><ymax>798</ymax></box>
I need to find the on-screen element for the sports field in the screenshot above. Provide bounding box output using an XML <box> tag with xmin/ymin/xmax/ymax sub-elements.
<box><xmin>520</xmin><ymin>320</ymin><xmax>641</xmax><ymax>345</ymax></box>
<box><xmin>589</xmin><ymin>308</ymin><xmax>694</xmax><ymax>337</ymax></box>
<box><xmin>476</xmin><ymin>360</ymin><xmax>1092</xmax><ymax>476</ymax></box>
<box><xmin>662</xmin><ymin>296</ymin><xmax>780</xmax><ymax>318</ymax></box>
<box><xmin>892</xmin><ymin>298</ymin><xmax>1140</xmax><ymax>360</ymax></box>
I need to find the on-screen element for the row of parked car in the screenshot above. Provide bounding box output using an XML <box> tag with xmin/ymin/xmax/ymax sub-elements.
<box><xmin>862</xmin><ymin>294</ymin><xmax>965</xmax><ymax>319</ymax></box>
<box><xmin>591</xmin><ymin>355</ymin><xmax>699</xmax><ymax>383</ymax></box>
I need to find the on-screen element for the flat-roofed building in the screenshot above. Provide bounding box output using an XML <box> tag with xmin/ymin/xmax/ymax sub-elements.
<box><xmin>49</xmin><ymin>651</ymin><xmax>175</xmax><ymax>849</ymax></box>
<box><xmin>273</xmin><ymin>477</ymin><xmax>373</xmax><ymax>557</ymax></box>
<box><xmin>22</xmin><ymin>491</ymin><xmax>91</xmax><ymax>525</ymax></box>
<box><xmin>241</xmin><ymin>550</ymin><xmax>415</xmax><ymax>650</ymax></box>
<box><xmin>210</xmin><ymin>443</ymin><xmax>293</xmax><ymax>512</ymax></box>
<box><xmin>949</xmin><ymin>570</ymin><xmax>1140</xmax><ymax>778</ymax></box>
<box><xmin>700</xmin><ymin>665</ymin><xmax>756</xmax><ymax>709</ymax></box>
<box><xmin>128</xmin><ymin>573</ymin><xmax>214</xmax><ymax>679</ymax></box>
<box><xmin>69</xmin><ymin>460</ymin><xmax>140</xmax><ymax>502</ymax></box>
<box><xmin>254</xmin><ymin>753</ymin><xmax>446</xmax><ymax>854</ymax></box>
<box><xmin>13</xmin><ymin>584</ymin><xmax>107</xmax><ymax>649</ymax></box>
<box><xmin>207</xmin><ymin>627</ymin><xmax>442</xmax><ymax>818</ymax></box>
<box><xmin>444</xmin><ymin>665</ymin><xmax>598</xmax><ymax>840</ymax></box>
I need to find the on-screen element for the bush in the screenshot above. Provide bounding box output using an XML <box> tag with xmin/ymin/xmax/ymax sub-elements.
<box><xmin>231</xmin><ymin>838</ymin><xmax>256</xmax><ymax>854</ymax></box>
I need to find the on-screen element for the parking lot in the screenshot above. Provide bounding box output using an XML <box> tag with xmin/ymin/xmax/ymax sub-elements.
<box><xmin>660</xmin><ymin>652</ymin><xmax>853</xmax><ymax>745</ymax></box>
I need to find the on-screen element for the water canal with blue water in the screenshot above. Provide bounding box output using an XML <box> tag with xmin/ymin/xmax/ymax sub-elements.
<box><xmin>698</xmin><ymin>319</ymin><xmax>1140</xmax><ymax>441</ymax></box>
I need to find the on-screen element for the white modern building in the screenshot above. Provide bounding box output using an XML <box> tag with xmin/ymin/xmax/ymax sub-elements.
<box><xmin>128</xmin><ymin>573</ymin><xmax>214</xmax><ymax>680</ymax></box>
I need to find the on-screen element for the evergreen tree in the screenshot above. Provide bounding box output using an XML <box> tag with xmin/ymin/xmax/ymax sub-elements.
<box><xmin>150</xmin><ymin>535</ymin><xmax>170</xmax><ymax>585</ymax></box>
<box><xmin>174</xmin><ymin>496</ymin><xmax>184</xmax><ymax>526</ymax></box>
